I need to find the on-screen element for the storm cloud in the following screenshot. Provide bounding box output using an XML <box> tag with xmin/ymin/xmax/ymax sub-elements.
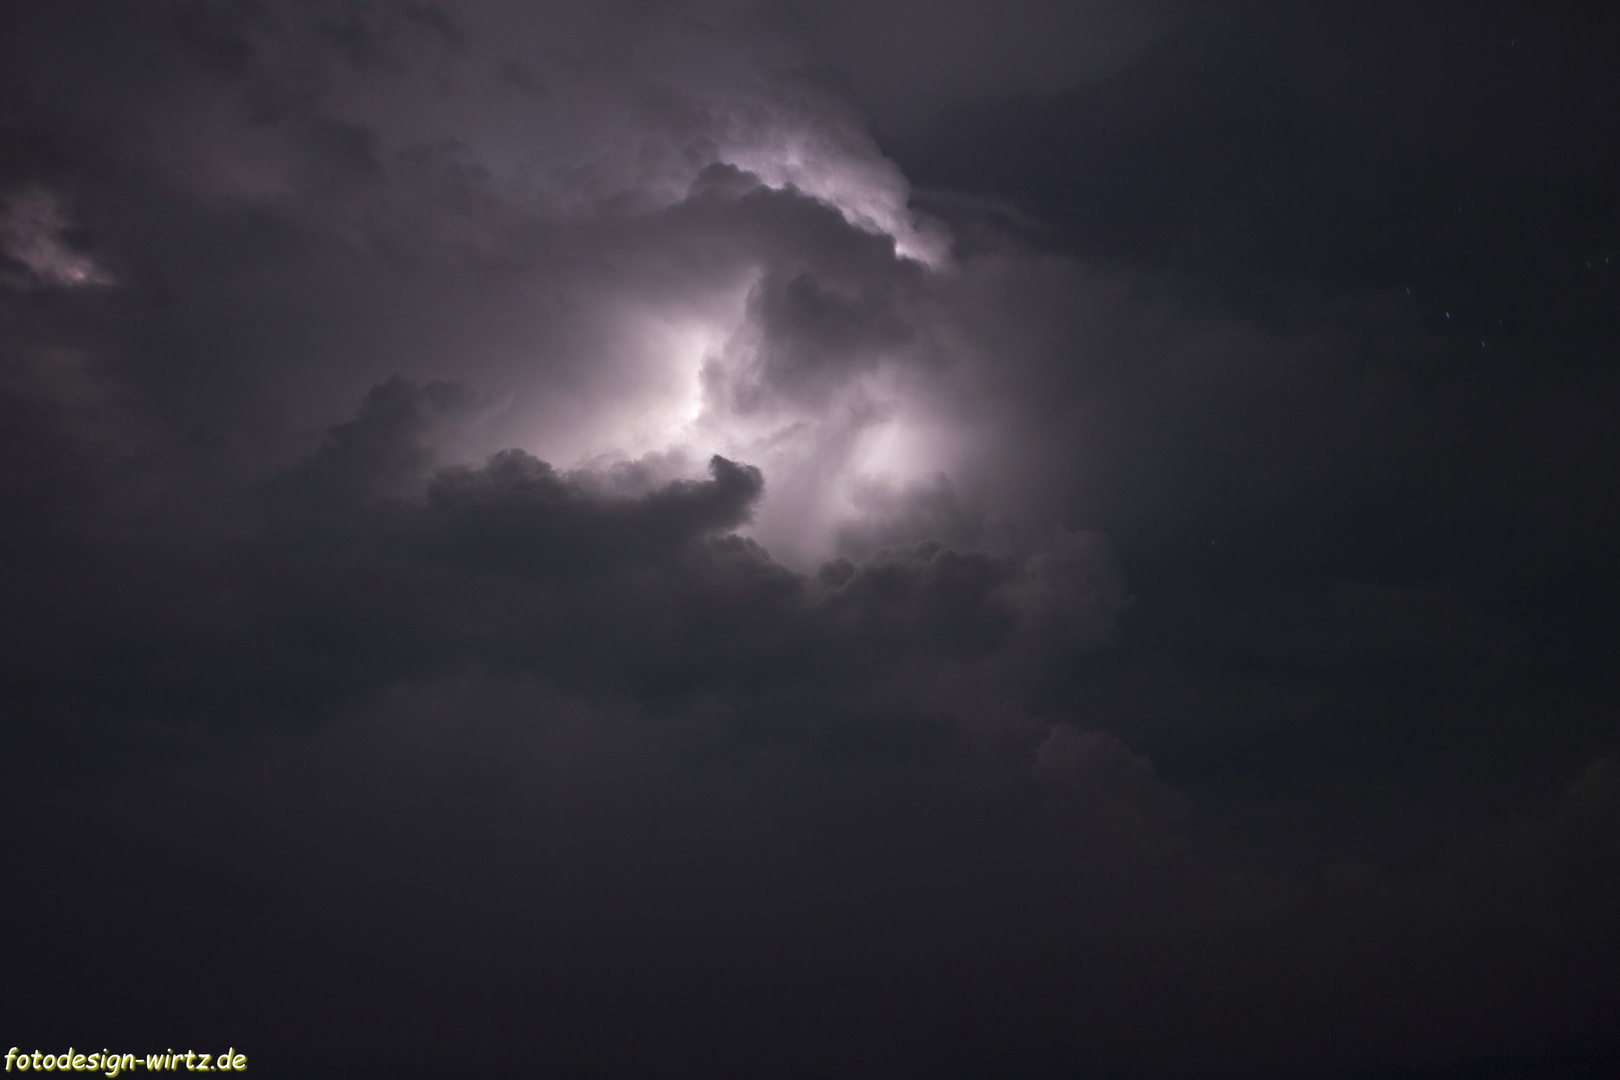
<box><xmin>2</xmin><ymin>1</ymin><xmax>1617</xmax><ymax>1077</ymax></box>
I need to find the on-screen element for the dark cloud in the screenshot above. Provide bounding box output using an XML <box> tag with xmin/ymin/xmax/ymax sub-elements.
<box><xmin>731</xmin><ymin>266</ymin><xmax>915</xmax><ymax>408</ymax></box>
<box><xmin>781</xmin><ymin>0</ymin><xmax>1178</xmax><ymax>135</ymax></box>
<box><xmin>2</xmin><ymin>0</ymin><xmax>1618</xmax><ymax>1077</ymax></box>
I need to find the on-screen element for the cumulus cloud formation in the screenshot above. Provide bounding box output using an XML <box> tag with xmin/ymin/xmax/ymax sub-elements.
<box><xmin>0</xmin><ymin>0</ymin><xmax>1294</xmax><ymax>566</ymax></box>
<box><xmin>2</xmin><ymin>1</ymin><xmax>1618</xmax><ymax>1077</ymax></box>
<box><xmin>3</xmin><ymin>363</ymin><xmax>1129</xmax><ymax>745</ymax></box>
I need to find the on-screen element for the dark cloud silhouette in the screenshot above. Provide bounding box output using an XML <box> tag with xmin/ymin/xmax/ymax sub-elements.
<box><xmin>2</xmin><ymin>1</ymin><xmax>1618</xmax><ymax>1077</ymax></box>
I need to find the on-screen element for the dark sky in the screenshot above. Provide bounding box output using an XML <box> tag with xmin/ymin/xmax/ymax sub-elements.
<box><xmin>2</xmin><ymin>2</ymin><xmax>1617</xmax><ymax>1077</ymax></box>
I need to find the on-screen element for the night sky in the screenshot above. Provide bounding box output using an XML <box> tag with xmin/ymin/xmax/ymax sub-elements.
<box><xmin>2</xmin><ymin>1</ymin><xmax>1617</xmax><ymax>1077</ymax></box>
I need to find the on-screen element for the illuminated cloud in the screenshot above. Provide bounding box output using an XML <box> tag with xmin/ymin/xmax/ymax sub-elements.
<box><xmin>0</xmin><ymin>190</ymin><xmax>112</xmax><ymax>288</ymax></box>
<box><xmin>4</xmin><ymin>4</ymin><xmax>1616</xmax><ymax>1076</ymax></box>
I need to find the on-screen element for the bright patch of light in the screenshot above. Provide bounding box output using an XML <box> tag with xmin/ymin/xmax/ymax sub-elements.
<box><xmin>852</xmin><ymin>414</ymin><xmax>929</xmax><ymax>482</ymax></box>
<box><xmin>640</xmin><ymin>321</ymin><xmax>714</xmax><ymax>446</ymax></box>
<box><xmin>545</xmin><ymin>319</ymin><xmax>724</xmax><ymax>474</ymax></box>
<box><xmin>1</xmin><ymin>190</ymin><xmax>113</xmax><ymax>288</ymax></box>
